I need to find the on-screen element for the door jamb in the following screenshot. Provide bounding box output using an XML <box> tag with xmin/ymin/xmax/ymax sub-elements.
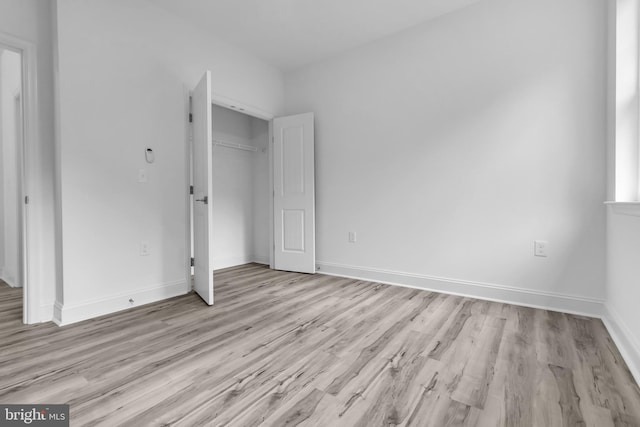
<box><xmin>184</xmin><ymin>86</ymin><xmax>193</xmax><ymax>291</ymax></box>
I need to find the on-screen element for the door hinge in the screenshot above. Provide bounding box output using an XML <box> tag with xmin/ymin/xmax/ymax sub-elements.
<box><xmin>190</xmin><ymin>185</ymin><xmax>194</xmax><ymax>195</ymax></box>
<box><xmin>189</xmin><ymin>113</ymin><xmax>193</xmax><ymax>123</ymax></box>
<box><xmin>24</xmin><ymin>196</ymin><xmax>29</xmax><ymax>204</ymax></box>
<box><xmin>190</xmin><ymin>257</ymin><xmax>194</xmax><ymax>267</ymax></box>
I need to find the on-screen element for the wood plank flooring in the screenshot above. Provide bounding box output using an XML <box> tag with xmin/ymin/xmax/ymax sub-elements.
<box><xmin>1</xmin><ymin>264</ymin><xmax>639</xmax><ymax>426</ymax></box>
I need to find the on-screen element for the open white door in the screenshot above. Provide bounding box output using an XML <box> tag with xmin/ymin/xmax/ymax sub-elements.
<box><xmin>273</xmin><ymin>113</ymin><xmax>315</xmax><ymax>273</ymax></box>
<box><xmin>192</xmin><ymin>71</ymin><xmax>214</xmax><ymax>304</ymax></box>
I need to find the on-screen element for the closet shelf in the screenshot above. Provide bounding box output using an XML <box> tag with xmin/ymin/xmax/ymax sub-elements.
<box><xmin>213</xmin><ymin>139</ymin><xmax>258</xmax><ymax>152</ymax></box>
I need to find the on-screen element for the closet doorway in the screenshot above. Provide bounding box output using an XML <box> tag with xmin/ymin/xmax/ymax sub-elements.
<box><xmin>210</xmin><ymin>103</ymin><xmax>270</xmax><ymax>270</ymax></box>
<box><xmin>190</xmin><ymin>71</ymin><xmax>315</xmax><ymax>305</ymax></box>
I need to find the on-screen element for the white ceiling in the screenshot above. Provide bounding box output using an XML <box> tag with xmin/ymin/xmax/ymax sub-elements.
<box><xmin>148</xmin><ymin>0</ymin><xmax>481</xmax><ymax>70</ymax></box>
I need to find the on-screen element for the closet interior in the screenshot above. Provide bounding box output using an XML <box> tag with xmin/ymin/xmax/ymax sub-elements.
<box><xmin>210</xmin><ymin>103</ymin><xmax>270</xmax><ymax>269</ymax></box>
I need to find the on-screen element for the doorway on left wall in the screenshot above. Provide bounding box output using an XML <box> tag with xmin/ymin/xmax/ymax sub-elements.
<box><xmin>0</xmin><ymin>46</ymin><xmax>25</xmax><ymax>321</ymax></box>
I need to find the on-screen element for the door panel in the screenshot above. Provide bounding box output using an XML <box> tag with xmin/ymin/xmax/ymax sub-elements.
<box><xmin>273</xmin><ymin>113</ymin><xmax>315</xmax><ymax>273</ymax></box>
<box><xmin>192</xmin><ymin>71</ymin><xmax>214</xmax><ymax>305</ymax></box>
<box><xmin>282</xmin><ymin>209</ymin><xmax>305</xmax><ymax>252</ymax></box>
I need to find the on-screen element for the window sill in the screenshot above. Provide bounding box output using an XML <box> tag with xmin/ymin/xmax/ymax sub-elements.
<box><xmin>604</xmin><ymin>201</ymin><xmax>640</xmax><ymax>217</ymax></box>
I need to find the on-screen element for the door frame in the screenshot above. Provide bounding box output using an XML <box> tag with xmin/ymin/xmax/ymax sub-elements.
<box><xmin>183</xmin><ymin>86</ymin><xmax>193</xmax><ymax>292</ymax></box>
<box><xmin>185</xmin><ymin>90</ymin><xmax>277</xmax><ymax>287</ymax></box>
<box><xmin>0</xmin><ymin>32</ymin><xmax>39</xmax><ymax>324</ymax></box>
<box><xmin>209</xmin><ymin>92</ymin><xmax>276</xmax><ymax>269</ymax></box>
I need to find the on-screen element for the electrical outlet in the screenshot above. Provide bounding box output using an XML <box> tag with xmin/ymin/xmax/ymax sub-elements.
<box><xmin>140</xmin><ymin>241</ymin><xmax>150</xmax><ymax>256</ymax></box>
<box><xmin>349</xmin><ymin>231</ymin><xmax>357</xmax><ymax>243</ymax></box>
<box><xmin>534</xmin><ymin>240</ymin><xmax>548</xmax><ymax>257</ymax></box>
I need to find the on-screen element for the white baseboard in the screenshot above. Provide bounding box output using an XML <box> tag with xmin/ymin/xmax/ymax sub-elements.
<box><xmin>317</xmin><ymin>262</ymin><xmax>639</xmax><ymax>387</ymax></box>
<box><xmin>0</xmin><ymin>273</ymin><xmax>19</xmax><ymax>288</ymax></box>
<box><xmin>53</xmin><ymin>280</ymin><xmax>189</xmax><ymax>326</ymax></box>
<box><xmin>213</xmin><ymin>254</ymin><xmax>269</xmax><ymax>270</ymax></box>
<box><xmin>252</xmin><ymin>254</ymin><xmax>269</xmax><ymax>265</ymax></box>
<box><xmin>602</xmin><ymin>305</ymin><xmax>640</xmax><ymax>386</ymax></box>
<box><xmin>316</xmin><ymin>261</ymin><xmax>605</xmax><ymax>318</ymax></box>
<box><xmin>213</xmin><ymin>255</ymin><xmax>256</xmax><ymax>270</ymax></box>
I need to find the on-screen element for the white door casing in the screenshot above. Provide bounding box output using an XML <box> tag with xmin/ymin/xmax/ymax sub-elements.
<box><xmin>0</xmin><ymin>33</ymin><xmax>37</xmax><ymax>323</ymax></box>
<box><xmin>273</xmin><ymin>113</ymin><xmax>315</xmax><ymax>274</ymax></box>
<box><xmin>191</xmin><ymin>71</ymin><xmax>214</xmax><ymax>305</ymax></box>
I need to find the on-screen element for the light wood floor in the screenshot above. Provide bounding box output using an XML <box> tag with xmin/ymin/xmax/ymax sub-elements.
<box><xmin>1</xmin><ymin>265</ymin><xmax>639</xmax><ymax>426</ymax></box>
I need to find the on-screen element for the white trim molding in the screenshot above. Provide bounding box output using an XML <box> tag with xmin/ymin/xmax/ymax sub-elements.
<box><xmin>605</xmin><ymin>201</ymin><xmax>640</xmax><ymax>217</ymax></box>
<box><xmin>211</xmin><ymin>92</ymin><xmax>274</xmax><ymax>121</ymax></box>
<box><xmin>252</xmin><ymin>255</ymin><xmax>270</xmax><ymax>265</ymax></box>
<box><xmin>39</xmin><ymin>303</ymin><xmax>54</xmax><ymax>322</ymax></box>
<box><xmin>1</xmin><ymin>275</ymin><xmax>19</xmax><ymax>288</ymax></box>
<box><xmin>53</xmin><ymin>280</ymin><xmax>189</xmax><ymax>326</ymax></box>
<box><xmin>602</xmin><ymin>304</ymin><xmax>640</xmax><ymax>387</ymax></box>
<box><xmin>0</xmin><ymin>31</ymin><xmax>41</xmax><ymax>324</ymax></box>
<box><xmin>213</xmin><ymin>255</ymin><xmax>270</xmax><ymax>270</ymax></box>
<box><xmin>316</xmin><ymin>261</ymin><xmax>605</xmax><ymax>318</ymax></box>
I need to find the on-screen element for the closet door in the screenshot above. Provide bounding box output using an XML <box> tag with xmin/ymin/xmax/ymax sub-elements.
<box><xmin>192</xmin><ymin>71</ymin><xmax>214</xmax><ymax>305</ymax></box>
<box><xmin>273</xmin><ymin>113</ymin><xmax>315</xmax><ymax>274</ymax></box>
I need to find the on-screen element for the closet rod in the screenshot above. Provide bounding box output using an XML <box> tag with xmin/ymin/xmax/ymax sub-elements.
<box><xmin>213</xmin><ymin>139</ymin><xmax>258</xmax><ymax>152</ymax></box>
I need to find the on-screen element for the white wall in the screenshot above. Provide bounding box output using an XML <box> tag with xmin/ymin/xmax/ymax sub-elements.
<box><xmin>0</xmin><ymin>49</ymin><xmax>22</xmax><ymax>287</ymax></box>
<box><xmin>53</xmin><ymin>0</ymin><xmax>283</xmax><ymax>324</ymax></box>
<box><xmin>0</xmin><ymin>0</ymin><xmax>57</xmax><ymax>320</ymax></box>
<box><xmin>606</xmin><ymin>210</ymin><xmax>640</xmax><ymax>383</ymax></box>
<box><xmin>251</xmin><ymin>117</ymin><xmax>270</xmax><ymax>264</ymax></box>
<box><xmin>285</xmin><ymin>0</ymin><xmax>607</xmax><ymax>312</ymax></box>
<box><xmin>211</xmin><ymin>105</ymin><xmax>269</xmax><ymax>269</ymax></box>
<box><xmin>603</xmin><ymin>0</ymin><xmax>640</xmax><ymax>385</ymax></box>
